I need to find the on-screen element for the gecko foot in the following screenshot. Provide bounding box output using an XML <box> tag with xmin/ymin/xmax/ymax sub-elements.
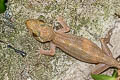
<box><xmin>103</xmin><ymin>27</ymin><xmax>115</xmax><ymax>47</ymax></box>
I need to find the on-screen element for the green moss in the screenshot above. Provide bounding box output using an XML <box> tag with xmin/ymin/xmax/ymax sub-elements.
<box><xmin>0</xmin><ymin>0</ymin><xmax>7</xmax><ymax>13</ymax></box>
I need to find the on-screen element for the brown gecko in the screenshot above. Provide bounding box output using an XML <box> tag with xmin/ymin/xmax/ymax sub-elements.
<box><xmin>25</xmin><ymin>16</ymin><xmax>120</xmax><ymax>74</ymax></box>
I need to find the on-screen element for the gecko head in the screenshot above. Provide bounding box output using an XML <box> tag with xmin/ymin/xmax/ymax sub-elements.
<box><xmin>25</xmin><ymin>19</ymin><xmax>55</xmax><ymax>42</ymax></box>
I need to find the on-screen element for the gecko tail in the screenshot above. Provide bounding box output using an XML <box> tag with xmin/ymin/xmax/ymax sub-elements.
<box><xmin>92</xmin><ymin>55</ymin><xmax>120</xmax><ymax>74</ymax></box>
<box><xmin>91</xmin><ymin>64</ymin><xmax>110</xmax><ymax>74</ymax></box>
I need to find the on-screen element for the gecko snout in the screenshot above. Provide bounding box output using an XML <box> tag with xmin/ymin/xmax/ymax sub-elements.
<box><xmin>25</xmin><ymin>19</ymin><xmax>33</xmax><ymax>28</ymax></box>
<box><xmin>25</xmin><ymin>19</ymin><xmax>38</xmax><ymax>31</ymax></box>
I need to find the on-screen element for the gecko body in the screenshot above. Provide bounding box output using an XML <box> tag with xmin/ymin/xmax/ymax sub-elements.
<box><xmin>26</xmin><ymin>17</ymin><xmax>120</xmax><ymax>74</ymax></box>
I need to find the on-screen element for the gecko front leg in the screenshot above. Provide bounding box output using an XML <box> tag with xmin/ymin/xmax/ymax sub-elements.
<box><xmin>57</xmin><ymin>16</ymin><xmax>70</xmax><ymax>33</ymax></box>
<box><xmin>38</xmin><ymin>42</ymin><xmax>56</xmax><ymax>56</ymax></box>
<box><xmin>38</xmin><ymin>17</ymin><xmax>70</xmax><ymax>56</ymax></box>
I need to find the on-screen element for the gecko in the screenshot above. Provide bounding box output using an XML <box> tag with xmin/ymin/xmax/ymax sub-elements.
<box><xmin>25</xmin><ymin>16</ymin><xmax>120</xmax><ymax>74</ymax></box>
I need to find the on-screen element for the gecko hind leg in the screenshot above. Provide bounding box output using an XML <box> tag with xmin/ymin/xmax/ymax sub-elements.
<box><xmin>100</xmin><ymin>27</ymin><xmax>115</xmax><ymax>57</ymax></box>
<box><xmin>92</xmin><ymin>27</ymin><xmax>115</xmax><ymax>74</ymax></box>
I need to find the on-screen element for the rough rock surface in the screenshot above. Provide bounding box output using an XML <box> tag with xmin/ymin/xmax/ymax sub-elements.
<box><xmin>0</xmin><ymin>0</ymin><xmax>120</xmax><ymax>80</ymax></box>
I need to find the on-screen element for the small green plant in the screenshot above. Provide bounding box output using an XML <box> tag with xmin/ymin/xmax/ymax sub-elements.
<box><xmin>0</xmin><ymin>0</ymin><xmax>7</xmax><ymax>13</ymax></box>
<box><xmin>91</xmin><ymin>70</ymin><xmax>118</xmax><ymax>80</ymax></box>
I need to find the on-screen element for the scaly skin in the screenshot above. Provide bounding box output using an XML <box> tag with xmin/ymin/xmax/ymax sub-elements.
<box><xmin>25</xmin><ymin>17</ymin><xmax>120</xmax><ymax>74</ymax></box>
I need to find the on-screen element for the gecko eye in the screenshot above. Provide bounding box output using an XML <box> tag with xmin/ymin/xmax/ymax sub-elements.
<box><xmin>32</xmin><ymin>31</ymin><xmax>40</xmax><ymax>37</ymax></box>
<box><xmin>39</xmin><ymin>20</ymin><xmax>44</xmax><ymax>23</ymax></box>
<box><xmin>32</xmin><ymin>33</ymin><xmax>38</xmax><ymax>37</ymax></box>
